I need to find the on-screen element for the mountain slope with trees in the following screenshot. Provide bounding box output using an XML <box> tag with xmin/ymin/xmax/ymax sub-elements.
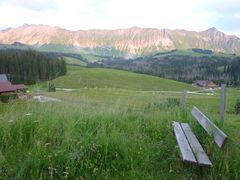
<box><xmin>89</xmin><ymin>51</ymin><xmax>240</xmax><ymax>86</ymax></box>
<box><xmin>0</xmin><ymin>49</ymin><xmax>67</xmax><ymax>84</ymax></box>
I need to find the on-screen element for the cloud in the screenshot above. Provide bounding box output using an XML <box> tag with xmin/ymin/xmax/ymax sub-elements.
<box><xmin>0</xmin><ymin>0</ymin><xmax>97</xmax><ymax>30</ymax></box>
<box><xmin>196</xmin><ymin>0</ymin><xmax>240</xmax><ymax>35</ymax></box>
<box><xmin>47</xmin><ymin>0</ymin><xmax>99</xmax><ymax>30</ymax></box>
<box><xmin>199</xmin><ymin>0</ymin><xmax>240</xmax><ymax>15</ymax></box>
<box><xmin>102</xmin><ymin>0</ymin><xmax>208</xmax><ymax>30</ymax></box>
<box><xmin>212</xmin><ymin>14</ymin><xmax>240</xmax><ymax>32</ymax></box>
<box><xmin>0</xmin><ymin>0</ymin><xmax>239</xmax><ymax>37</ymax></box>
<box><xmin>1</xmin><ymin>0</ymin><xmax>57</xmax><ymax>11</ymax></box>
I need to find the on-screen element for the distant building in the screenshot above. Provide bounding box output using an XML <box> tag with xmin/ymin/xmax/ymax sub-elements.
<box><xmin>0</xmin><ymin>74</ymin><xmax>25</xmax><ymax>94</ymax></box>
<box><xmin>194</xmin><ymin>80</ymin><xmax>219</xmax><ymax>89</ymax></box>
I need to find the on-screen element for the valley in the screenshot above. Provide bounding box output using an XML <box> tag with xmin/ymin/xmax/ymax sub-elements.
<box><xmin>1</xmin><ymin>0</ymin><xmax>240</xmax><ymax>177</ymax></box>
<box><xmin>0</xmin><ymin>24</ymin><xmax>240</xmax><ymax>179</ymax></box>
<box><xmin>0</xmin><ymin>65</ymin><xmax>240</xmax><ymax>178</ymax></box>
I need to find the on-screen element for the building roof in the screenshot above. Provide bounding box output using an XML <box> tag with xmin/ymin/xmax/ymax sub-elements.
<box><xmin>0</xmin><ymin>74</ymin><xmax>8</xmax><ymax>83</ymax></box>
<box><xmin>0</xmin><ymin>74</ymin><xmax>25</xmax><ymax>93</ymax></box>
<box><xmin>0</xmin><ymin>82</ymin><xmax>17</xmax><ymax>93</ymax></box>
<box><xmin>194</xmin><ymin>80</ymin><xmax>218</xmax><ymax>88</ymax></box>
<box><xmin>12</xmin><ymin>84</ymin><xmax>25</xmax><ymax>90</ymax></box>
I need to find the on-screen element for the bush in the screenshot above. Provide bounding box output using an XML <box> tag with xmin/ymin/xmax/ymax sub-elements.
<box><xmin>0</xmin><ymin>93</ymin><xmax>18</xmax><ymax>103</ymax></box>
<box><xmin>234</xmin><ymin>99</ymin><xmax>240</xmax><ymax>114</ymax></box>
<box><xmin>0</xmin><ymin>94</ymin><xmax>9</xmax><ymax>103</ymax></box>
<box><xmin>47</xmin><ymin>81</ymin><xmax>56</xmax><ymax>92</ymax></box>
<box><xmin>8</xmin><ymin>93</ymin><xmax>18</xmax><ymax>100</ymax></box>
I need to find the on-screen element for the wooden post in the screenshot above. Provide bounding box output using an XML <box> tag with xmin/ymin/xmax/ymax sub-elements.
<box><xmin>220</xmin><ymin>84</ymin><xmax>226</xmax><ymax>124</ymax></box>
<box><xmin>182</xmin><ymin>91</ymin><xmax>187</xmax><ymax>112</ymax></box>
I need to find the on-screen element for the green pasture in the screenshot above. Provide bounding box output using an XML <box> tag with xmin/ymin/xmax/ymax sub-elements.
<box><xmin>0</xmin><ymin>66</ymin><xmax>239</xmax><ymax>179</ymax></box>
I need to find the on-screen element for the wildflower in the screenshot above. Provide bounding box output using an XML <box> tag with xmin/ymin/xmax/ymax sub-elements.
<box><xmin>44</xmin><ymin>143</ymin><xmax>51</xmax><ymax>147</ymax></box>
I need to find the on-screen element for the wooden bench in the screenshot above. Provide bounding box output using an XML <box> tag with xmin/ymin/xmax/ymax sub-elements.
<box><xmin>191</xmin><ymin>106</ymin><xmax>228</xmax><ymax>148</ymax></box>
<box><xmin>173</xmin><ymin>107</ymin><xmax>228</xmax><ymax>167</ymax></box>
<box><xmin>173</xmin><ymin>121</ymin><xmax>212</xmax><ymax>167</ymax></box>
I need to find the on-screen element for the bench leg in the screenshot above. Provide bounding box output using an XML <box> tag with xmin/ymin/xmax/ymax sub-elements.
<box><xmin>197</xmin><ymin>166</ymin><xmax>204</xmax><ymax>179</ymax></box>
<box><xmin>177</xmin><ymin>157</ymin><xmax>184</xmax><ymax>171</ymax></box>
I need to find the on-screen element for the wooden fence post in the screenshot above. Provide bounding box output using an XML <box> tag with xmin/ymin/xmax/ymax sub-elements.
<box><xmin>182</xmin><ymin>91</ymin><xmax>187</xmax><ymax>112</ymax></box>
<box><xmin>220</xmin><ymin>84</ymin><xmax>226</xmax><ymax>124</ymax></box>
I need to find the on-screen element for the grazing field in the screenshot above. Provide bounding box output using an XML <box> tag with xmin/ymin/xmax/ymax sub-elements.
<box><xmin>64</xmin><ymin>56</ymin><xmax>87</xmax><ymax>66</ymax></box>
<box><xmin>0</xmin><ymin>66</ymin><xmax>240</xmax><ymax>179</ymax></box>
<box><xmin>53</xmin><ymin>66</ymin><xmax>198</xmax><ymax>91</ymax></box>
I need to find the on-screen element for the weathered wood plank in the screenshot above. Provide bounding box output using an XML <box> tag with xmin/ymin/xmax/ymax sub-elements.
<box><xmin>192</xmin><ymin>106</ymin><xmax>228</xmax><ymax>148</ymax></box>
<box><xmin>181</xmin><ymin>123</ymin><xmax>212</xmax><ymax>167</ymax></box>
<box><xmin>220</xmin><ymin>84</ymin><xmax>226</xmax><ymax>123</ymax></box>
<box><xmin>172</xmin><ymin>121</ymin><xmax>197</xmax><ymax>164</ymax></box>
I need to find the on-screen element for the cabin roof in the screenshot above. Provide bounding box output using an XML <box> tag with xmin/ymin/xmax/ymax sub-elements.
<box><xmin>12</xmin><ymin>84</ymin><xmax>25</xmax><ymax>90</ymax></box>
<box><xmin>0</xmin><ymin>74</ymin><xmax>25</xmax><ymax>93</ymax></box>
<box><xmin>0</xmin><ymin>83</ymin><xmax>17</xmax><ymax>93</ymax></box>
<box><xmin>194</xmin><ymin>80</ymin><xmax>218</xmax><ymax>88</ymax></box>
<box><xmin>0</xmin><ymin>74</ymin><xmax>9</xmax><ymax>83</ymax></box>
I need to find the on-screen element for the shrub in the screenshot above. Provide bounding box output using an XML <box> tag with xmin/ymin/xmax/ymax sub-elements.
<box><xmin>234</xmin><ymin>99</ymin><xmax>240</xmax><ymax>114</ymax></box>
<box><xmin>8</xmin><ymin>93</ymin><xmax>18</xmax><ymax>100</ymax></box>
<box><xmin>47</xmin><ymin>81</ymin><xmax>56</xmax><ymax>92</ymax></box>
<box><xmin>0</xmin><ymin>94</ymin><xmax>9</xmax><ymax>103</ymax></box>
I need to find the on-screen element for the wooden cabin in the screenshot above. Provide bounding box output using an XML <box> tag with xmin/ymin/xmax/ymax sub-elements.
<box><xmin>194</xmin><ymin>80</ymin><xmax>219</xmax><ymax>89</ymax></box>
<box><xmin>0</xmin><ymin>74</ymin><xmax>25</xmax><ymax>94</ymax></box>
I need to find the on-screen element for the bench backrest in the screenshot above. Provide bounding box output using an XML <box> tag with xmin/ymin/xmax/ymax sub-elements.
<box><xmin>191</xmin><ymin>106</ymin><xmax>228</xmax><ymax>148</ymax></box>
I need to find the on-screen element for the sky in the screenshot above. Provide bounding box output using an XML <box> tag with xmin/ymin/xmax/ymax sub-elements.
<box><xmin>0</xmin><ymin>0</ymin><xmax>239</xmax><ymax>37</ymax></box>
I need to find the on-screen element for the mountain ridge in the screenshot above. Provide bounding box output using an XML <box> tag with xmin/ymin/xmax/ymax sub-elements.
<box><xmin>0</xmin><ymin>24</ymin><xmax>239</xmax><ymax>55</ymax></box>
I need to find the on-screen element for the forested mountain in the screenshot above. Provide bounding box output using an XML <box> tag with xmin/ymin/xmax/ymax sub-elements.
<box><xmin>0</xmin><ymin>24</ymin><xmax>240</xmax><ymax>56</ymax></box>
<box><xmin>88</xmin><ymin>53</ymin><xmax>240</xmax><ymax>86</ymax></box>
<box><xmin>1</xmin><ymin>24</ymin><xmax>239</xmax><ymax>86</ymax></box>
<box><xmin>0</xmin><ymin>49</ymin><xmax>66</xmax><ymax>84</ymax></box>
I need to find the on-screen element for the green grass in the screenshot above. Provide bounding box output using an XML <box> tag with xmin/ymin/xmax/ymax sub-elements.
<box><xmin>0</xmin><ymin>66</ymin><xmax>240</xmax><ymax>179</ymax></box>
<box><xmin>53</xmin><ymin>66</ymin><xmax>198</xmax><ymax>91</ymax></box>
<box><xmin>152</xmin><ymin>49</ymin><xmax>237</xmax><ymax>58</ymax></box>
<box><xmin>64</xmin><ymin>56</ymin><xmax>87</xmax><ymax>66</ymax></box>
<box><xmin>153</xmin><ymin>49</ymin><xmax>209</xmax><ymax>58</ymax></box>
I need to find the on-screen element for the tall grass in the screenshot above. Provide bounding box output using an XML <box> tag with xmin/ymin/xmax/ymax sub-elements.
<box><xmin>0</xmin><ymin>66</ymin><xmax>240</xmax><ymax>179</ymax></box>
<box><xmin>0</xmin><ymin>93</ymin><xmax>240</xmax><ymax>179</ymax></box>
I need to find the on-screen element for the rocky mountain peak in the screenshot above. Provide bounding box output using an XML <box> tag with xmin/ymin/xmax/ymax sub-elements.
<box><xmin>0</xmin><ymin>24</ymin><xmax>240</xmax><ymax>55</ymax></box>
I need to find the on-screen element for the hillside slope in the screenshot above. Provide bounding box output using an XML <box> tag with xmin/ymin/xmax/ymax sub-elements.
<box><xmin>53</xmin><ymin>66</ymin><xmax>198</xmax><ymax>91</ymax></box>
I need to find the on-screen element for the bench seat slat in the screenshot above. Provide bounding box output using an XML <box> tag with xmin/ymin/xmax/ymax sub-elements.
<box><xmin>172</xmin><ymin>121</ymin><xmax>197</xmax><ymax>164</ymax></box>
<box><xmin>181</xmin><ymin>123</ymin><xmax>212</xmax><ymax>167</ymax></box>
<box><xmin>192</xmin><ymin>106</ymin><xmax>228</xmax><ymax>148</ymax></box>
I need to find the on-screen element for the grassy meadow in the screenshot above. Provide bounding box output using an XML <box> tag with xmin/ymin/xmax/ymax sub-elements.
<box><xmin>53</xmin><ymin>66</ymin><xmax>197</xmax><ymax>91</ymax></box>
<box><xmin>64</xmin><ymin>56</ymin><xmax>87</xmax><ymax>67</ymax></box>
<box><xmin>0</xmin><ymin>66</ymin><xmax>240</xmax><ymax>179</ymax></box>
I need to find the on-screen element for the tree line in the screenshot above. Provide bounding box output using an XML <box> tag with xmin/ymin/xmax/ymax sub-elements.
<box><xmin>0</xmin><ymin>49</ymin><xmax>67</xmax><ymax>84</ymax></box>
<box><xmin>88</xmin><ymin>54</ymin><xmax>240</xmax><ymax>86</ymax></box>
<box><xmin>227</xmin><ymin>58</ymin><xmax>240</xmax><ymax>86</ymax></box>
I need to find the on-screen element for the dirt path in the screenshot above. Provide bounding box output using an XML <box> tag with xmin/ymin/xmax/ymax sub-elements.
<box><xmin>33</xmin><ymin>95</ymin><xmax>61</xmax><ymax>102</ymax></box>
